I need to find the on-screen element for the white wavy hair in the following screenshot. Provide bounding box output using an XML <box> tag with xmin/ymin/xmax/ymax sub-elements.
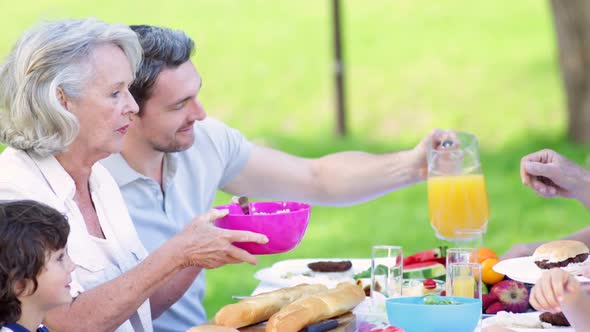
<box><xmin>0</xmin><ymin>18</ymin><xmax>142</xmax><ymax>157</ymax></box>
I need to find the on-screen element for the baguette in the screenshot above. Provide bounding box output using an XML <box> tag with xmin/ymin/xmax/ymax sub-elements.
<box><xmin>187</xmin><ymin>326</ymin><xmax>239</xmax><ymax>332</ymax></box>
<box><xmin>214</xmin><ymin>283</ymin><xmax>328</xmax><ymax>328</ymax></box>
<box><xmin>265</xmin><ymin>282</ymin><xmax>365</xmax><ymax>332</ymax></box>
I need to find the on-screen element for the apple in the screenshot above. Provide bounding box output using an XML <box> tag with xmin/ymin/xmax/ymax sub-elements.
<box><xmin>485</xmin><ymin>301</ymin><xmax>505</xmax><ymax>314</ymax></box>
<box><xmin>482</xmin><ymin>292</ymin><xmax>499</xmax><ymax>310</ymax></box>
<box><xmin>491</xmin><ymin>280</ymin><xmax>530</xmax><ymax>313</ymax></box>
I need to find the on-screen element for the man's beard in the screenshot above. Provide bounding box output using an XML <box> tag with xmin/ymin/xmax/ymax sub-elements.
<box><xmin>151</xmin><ymin>132</ymin><xmax>194</xmax><ymax>153</ymax></box>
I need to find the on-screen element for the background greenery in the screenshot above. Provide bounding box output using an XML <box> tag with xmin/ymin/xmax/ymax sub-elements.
<box><xmin>1</xmin><ymin>0</ymin><xmax>589</xmax><ymax>319</ymax></box>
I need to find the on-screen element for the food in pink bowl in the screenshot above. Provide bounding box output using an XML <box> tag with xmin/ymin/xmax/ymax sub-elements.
<box><xmin>214</xmin><ymin>201</ymin><xmax>311</xmax><ymax>255</ymax></box>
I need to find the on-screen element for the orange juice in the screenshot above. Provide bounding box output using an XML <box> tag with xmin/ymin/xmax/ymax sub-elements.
<box><xmin>452</xmin><ymin>275</ymin><xmax>476</xmax><ymax>298</ymax></box>
<box><xmin>428</xmin><ymin>174</ymin><xmax>489</xmax><ymax>240</ymax></box>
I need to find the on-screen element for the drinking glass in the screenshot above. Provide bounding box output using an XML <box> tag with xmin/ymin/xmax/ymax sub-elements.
<box><xmin>427</xmin><ymin>131</ymin><xmax>490</xmax><ymax>241</ymax></box>
<box><xmin>453</xmin><ymin>228</ymin><xmax>484</xmax><ymax>249</ymax></box>
<box><xmin>447</xmin><ymin>262</ymin><xmax>482</xmax><ymax>300</ymax></box>
<box><xmin>445</xmin><ymin>248</ymin><xmax>478</xmax><ymax>293</ymax></box>
<box><xmin>371</xmin><ymin>245</ymin><xmax>403</xmax><ymax>300</ymax></box>
<box><xmin>446</xmin><ymin>248</ymin><xmax>478</xmax><ymax>266</ymax></box>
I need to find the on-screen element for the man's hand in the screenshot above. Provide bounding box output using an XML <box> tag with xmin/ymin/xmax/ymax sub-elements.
<box><xmin>410</xmin><ymin>128</ymin><xmax>452</xmax><ymax>180</ymax></box>
<box><xmin>173</xmin><ymin>209</ymin><xmax>268</xmax><ymax>269</ymax></box>
<box><xmin>529</xmin><ymin>268</ymin><xmax>580</xmax><ymax>313</ymax></box>
<box><xmin>520</xmin><ymin>149</ymin><xmax>588</xmax><ymax>200</ymax></box>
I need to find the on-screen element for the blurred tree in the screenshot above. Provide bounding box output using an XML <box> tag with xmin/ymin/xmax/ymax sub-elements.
<box><xmin>332</xmin><ymin>0</ymin><xmax>346</xmax><ymax>137</ymax></box>
<box><xmin>551</xmin><ymin>0</ymin><xmax>590</xmax><ymax>143</ymax></box>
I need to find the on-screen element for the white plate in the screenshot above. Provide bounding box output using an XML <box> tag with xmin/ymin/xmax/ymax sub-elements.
<box><xmin>493</xmin><ymin>256</ymin><xmax>590</xmax><ymax>284</ymax></box>
<box><xmin>481</xmin><ymin>311</ymin><xmax>574</xmax><ymax>331</ymax></box>
<box><xmin>254</xmin><ymin>258</ymin><xmax>371</xmax><ymax>288</ymax></box>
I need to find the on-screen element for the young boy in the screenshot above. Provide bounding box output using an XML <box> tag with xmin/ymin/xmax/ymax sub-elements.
<box><xmin>0</xmin><ymin>200</ymin><xmax>74</xmax><ymax>332</ymax></box>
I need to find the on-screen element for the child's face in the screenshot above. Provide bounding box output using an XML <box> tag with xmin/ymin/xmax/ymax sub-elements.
<box><xmin>30</xmin><ymin>248</ymin><xmax>76</xmax><ymax>309</ymax></box>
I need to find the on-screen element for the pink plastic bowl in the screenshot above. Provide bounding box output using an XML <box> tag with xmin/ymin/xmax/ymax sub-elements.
<box><xmin>214</xmin><ymin>201</ymin><xmax>311</xmax><ymax>255</ymax></box>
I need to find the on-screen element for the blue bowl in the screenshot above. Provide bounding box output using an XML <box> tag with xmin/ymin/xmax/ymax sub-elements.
<box><xmin>386</xmin><ymin>296</ymin><xmax>481</xmax><ymax>332</ymax></box>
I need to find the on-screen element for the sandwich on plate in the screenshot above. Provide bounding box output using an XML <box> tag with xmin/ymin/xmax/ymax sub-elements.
<box><xmin>533</xmin><ymin>240</ymin><xmax>589</xmax><ymax>274</ymax></box>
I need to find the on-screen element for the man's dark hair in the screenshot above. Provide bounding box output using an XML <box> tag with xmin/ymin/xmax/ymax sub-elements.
<box><xmin>129</xmin><ymin>25</ymin><xmax>195</xmax><ymax>114</ymax></box>
<box><xmin>0</xmin><ymin>200</ymin><xmax>70</xmax><ymax>327</ymax></box>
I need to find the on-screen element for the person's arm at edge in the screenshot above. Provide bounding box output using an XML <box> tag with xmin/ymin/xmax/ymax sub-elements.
<box><xmin>562</xmin><ymin>288</ymin><xmax>590</xmax><ymax>329</ymax></box>
<box><xmin>501</xmin><ymin>226</ymin><xmax>590</xmax><ymax>260</ymax></box>
<box><xmin>573</xmin><ymin>171</ymin><xmax>590</xmax><ymax>210</ymax></box>
<box><xmin>562</xmin><ymin>226</ymin><xmax>590</xmax><ymax>251</ymax></box>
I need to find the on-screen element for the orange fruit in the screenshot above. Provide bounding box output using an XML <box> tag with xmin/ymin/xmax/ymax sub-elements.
<box><xmin>476</xmin><ymin>247</ymin><xmax>498</xmax><ymax>264</ymax></box>
<box><xmin>481</xmin><ymin>257</ymin><xmax>505</xmax><ymax>285</ymax></box>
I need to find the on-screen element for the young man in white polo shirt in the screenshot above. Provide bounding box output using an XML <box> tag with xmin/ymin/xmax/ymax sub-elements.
<box><xmin>101</xmin><ymin>25</ymin><xmax>443</xmax><ymax>331</ymax></box>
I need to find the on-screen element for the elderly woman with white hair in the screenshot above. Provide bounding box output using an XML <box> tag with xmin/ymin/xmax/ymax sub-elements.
<box><xmin>0</xmin><ymin>19</ymin><xmax>268</xmax><ymax>331</ymax></box>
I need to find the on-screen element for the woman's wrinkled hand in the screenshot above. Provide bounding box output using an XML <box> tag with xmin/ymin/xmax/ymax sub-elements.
<box><xmin>173</xmin><ymin>209</ymin><xmax>268</xmax><ymax>269</ymax></box>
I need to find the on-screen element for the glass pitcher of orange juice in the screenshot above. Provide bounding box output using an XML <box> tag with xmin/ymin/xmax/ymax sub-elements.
<box><xmin>427</xmin><ymin>131</ymin><xmax>489</xmax><ymax>241</ymax></box>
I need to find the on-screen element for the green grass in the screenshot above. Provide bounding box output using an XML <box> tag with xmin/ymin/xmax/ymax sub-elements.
<box><xmin>2</xmin><ymin>0</ymin><xmax>589</xmax><ymax>320</ymax></box>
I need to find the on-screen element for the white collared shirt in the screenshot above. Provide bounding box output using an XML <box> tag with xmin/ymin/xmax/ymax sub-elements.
<box><xmin>101</xmin><ymin>117</ymin><xmax>252</xmax><ymax>332</ymax></box>
<box><xmin>0</xmin><ymin>148</ymin><xmax>152</xmax><ymax>332</ymax></box>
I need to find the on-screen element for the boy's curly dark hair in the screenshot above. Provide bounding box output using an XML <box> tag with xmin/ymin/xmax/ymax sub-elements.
<box><xmin>0</xmin><ymin>200</ymin><xmax>69</xmax><ymax>327</ymax></box>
